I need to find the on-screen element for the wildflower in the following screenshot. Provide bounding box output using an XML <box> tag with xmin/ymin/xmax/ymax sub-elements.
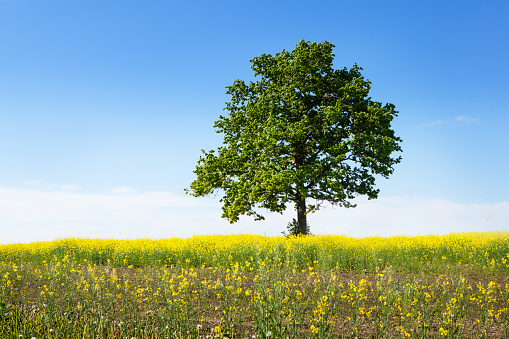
<box><xmin>439</xmin><ymin>327</ymin><xmax>448</xmax><ymax>336</ymax></box>
<box><xmin>197</xmin><ymin>324</ymin><xmax>203</xmax><ymax>330</ymax></box>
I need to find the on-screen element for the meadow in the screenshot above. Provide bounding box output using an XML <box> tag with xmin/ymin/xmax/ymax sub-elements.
<box><xmin>1</xmin><ymin>232</ymin><xmax>508</xmax><ymax>338</ymax></box>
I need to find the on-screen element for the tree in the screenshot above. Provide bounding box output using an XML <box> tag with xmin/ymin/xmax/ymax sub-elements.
<box><xmin>186</xmin><ymin>40</ymin><xmax>402</xmax><ymax>235</ymax></box>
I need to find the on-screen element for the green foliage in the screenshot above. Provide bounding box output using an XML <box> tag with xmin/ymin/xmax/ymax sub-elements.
<box><xmin>187</xmin><ymin>39</ymin><xmax>402</xmax><ymax>234</ymax></box>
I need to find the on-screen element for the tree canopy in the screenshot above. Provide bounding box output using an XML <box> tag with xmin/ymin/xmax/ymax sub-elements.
<box><xmin>186</xmin><ymin>40</ymin><xmax>402</xmax><ymax>235</ymax></box>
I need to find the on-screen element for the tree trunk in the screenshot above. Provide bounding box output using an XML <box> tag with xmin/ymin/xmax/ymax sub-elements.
<box><xmin>293</xmin><ymin>146</ymin><xmax>308</xmax><ymax>235</ymax></box>
<box><xmin>296</xmin><ymin>192</ymin><xmax>308</xmax><ymax>235</ymax></box>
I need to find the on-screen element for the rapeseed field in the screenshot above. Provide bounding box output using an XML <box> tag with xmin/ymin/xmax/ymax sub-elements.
<box><xmin>1</xmin><ymin>232</ymin><xmax>508</xmax><ymax>338</ymax></box>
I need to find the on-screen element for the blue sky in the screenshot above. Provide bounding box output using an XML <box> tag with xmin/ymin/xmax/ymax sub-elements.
<box><xmin>1</xmin><ymin>0</ymin><xmax>508</xmax><ymax>243</ymax></box>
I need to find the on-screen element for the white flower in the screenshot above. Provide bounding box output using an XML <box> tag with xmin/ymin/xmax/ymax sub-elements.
<box><xmin>266</xmin><ymin>331</ymin><xmax>272</xmax><ymax>338</ymax></box>
<box><xmin>197</xmin><ymin>324</ymin><xmax>203</xmax><ymax>330</ymax></box>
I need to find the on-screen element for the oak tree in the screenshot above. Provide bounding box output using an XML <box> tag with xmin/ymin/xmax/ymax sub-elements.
<box><xmin>187</xmin><ymin>40</ymin><xmax>402</xmax><ymax>235</ymax></box>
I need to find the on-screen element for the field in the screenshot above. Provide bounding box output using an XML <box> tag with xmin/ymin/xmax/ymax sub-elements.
<box><xmin>1</xmin><ymin>232</ymin><xmax>509</xmax><ymax>338</ymax></box>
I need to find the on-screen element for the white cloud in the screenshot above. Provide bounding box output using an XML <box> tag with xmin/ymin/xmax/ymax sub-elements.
<box><xmin>21</xmin><ymin>179</ymin><xmax>44</xmax><ymax>187</ymax></box>
<box><xmin>56</xmin><ymin>184</ymin><xmax>81</xmax><ymax>191</ymax></box>
<box><xmin>20</xmin><ymin>180</ymin><xmax>81</xmax><ymax>192</ymax></box>
<box><xmin>418</xmin><ymin>119</ymin><xmax>446</xmax><ymax>128</ymax></box>
<box><xmin>454</xmin><ymin>115</ymin><xmax>479</xmax><ymax>124</ymax></box>
<box><xmin>0</xmin><ymin>187</ymin><xmax>212</xmax><ymax>244</ymax></box>
<box><xmin>111</xmin><ymin>186</ymin><xmax>136</xmax><ymax>195</ymax></box>
<box><xmin>309</xmin><ymin>196</ymin><xmax>509</xmax><ymax>237</ymax></box>
<box><xmin>0</xmin><ymin>187</ymin><xmax>507</xmax><ymax>244</ymax></box>
<box><xmin>419</xmin><ymin>115</ymin><xmax>479</xmax><ymax>128</ymax></box>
